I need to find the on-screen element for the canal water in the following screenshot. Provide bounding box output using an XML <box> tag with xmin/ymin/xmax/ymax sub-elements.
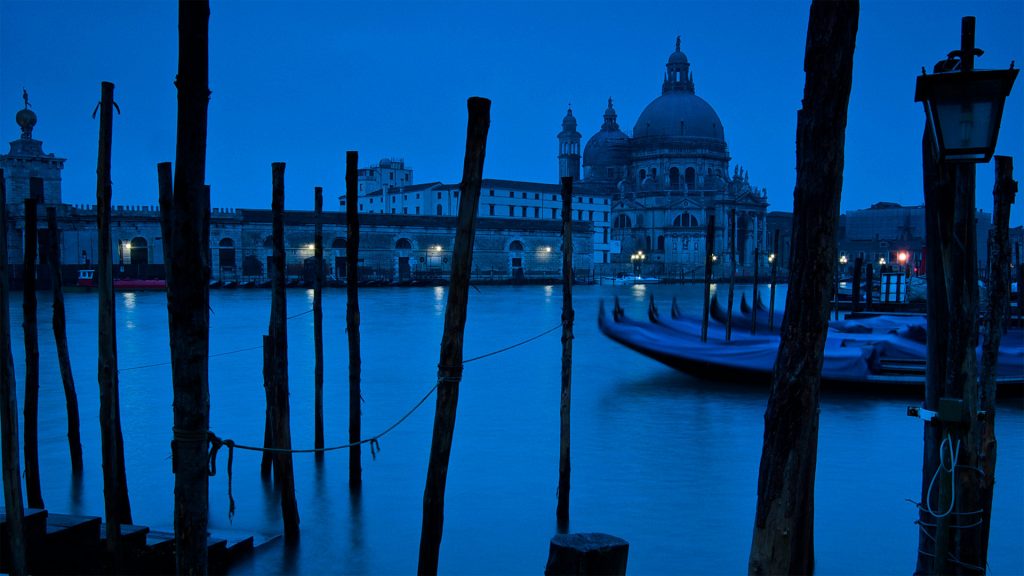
<box><xmin>6</xmin><ymin>284</ymin><xmax>1023</xmax><ymax>574</ymax></box>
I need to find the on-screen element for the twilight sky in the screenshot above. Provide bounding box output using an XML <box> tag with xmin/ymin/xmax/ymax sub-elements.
<box><xmin>2</xmin><ymin>0</ymin><xmax>1022</xmax><ymax>225</ymax></box>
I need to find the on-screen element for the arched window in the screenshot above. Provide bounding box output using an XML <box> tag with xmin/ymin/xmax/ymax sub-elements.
<box><xmin>396</xmin><ymin>238</ymin><xmax>412</xmax><ymax>250</ymax></box>
<box><xmin>638</xmin><ymin>169</ymin><xmax>647</xmax><ymax>182</ymax></box>
<box><xmin>657</xmin><ymin>236</ymin><xmax>665</xmax><ymax>251</ymax></box>
<box><xmin>685</xmin><ymin>167</ymin><xmax>696</xmax><ymax>190</ymax></box>
<box><xmin>331</xmin><ymin>237</ymin><xmax>346</xmax><ymax>249</ymax></box>
<box><xmin>613</xmin><ymin>214</ymin><xmax>632</xmax><ymax>228</ymax></box>
<box><xmin>130</xmin><ymin>237</ymin><xmax>148</xmax><ymax>267</ymax></box>
<box><xmin>218</xmin><ymin>237</ymin><xmax>236</xmax><ymax>269</ymax></box>
<box><xmin>263</xmin><ymin>235</ymin><xmax>274</xmax><ymax>248</ymax></box>
<box><xmin>673</xmin><ymin>213</ymin><xmax>698</xmax><ymax>227</ymax></box>
<box><xmin>669</xmin><ymin>167</ymin><xmax>680</xmax><ymax>188</ymax></box>
<box><xmin>509</xmin><ymin>240</ymin><xmax>525</xmax><ymax>252</ymax></box>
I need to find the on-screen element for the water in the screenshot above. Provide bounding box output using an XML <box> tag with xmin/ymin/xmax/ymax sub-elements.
<box><xmin>6</xmin><ymin>284</ymin><xmax>1024</xmax><ymax>574</ymax></box>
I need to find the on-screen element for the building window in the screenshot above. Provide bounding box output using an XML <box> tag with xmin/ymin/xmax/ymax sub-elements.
<box><xmin>534</xmin><ymin>207</ymin><xmax>540</xmax><ymax>218</ymax></box>
<box><xmin>685</xmin><ymin>167</ymin><xmax>696</xmax><ymax>190</ymax></box>
<box><xmin>534</xmin><ymin>193</ymin><xmax>540</xmax><ymax>200</ymax></box>
<box><xmin>437</xmin><ymin>205</ymin><xmax>443</xmax><ymax>216</ymax></box>
<box><xmin>396</xmin><ymin>238</ymin><xmax>412</xmax><ymax>250</ymax></box>
<box><xmin>552</xmin><ymin>208</ymin><xmax>558</xmax><ymax>219</ymax></box>
<box><xmin>489</xmin><ymin>204</ymin><xmax>495</xmax><ymax>216</ymax></box>
<box><xmin>510</xmin><ymin>240</ymin><xmax>524</xmax><ymax>252</ymax></box>
<box><xmin>588</xmin><ymin>211</ymin><xmax>593</xmax><ymax>220</ymax></box>
<box><xmin>614</xmin><ymin>214</ymin><xmax>632</xmax><ymax>228</ymax></box>
<box><xmin>604</xmin><ymin>212</ymin><xmax>609</xmax><ymax>222</ymax></box>
<box><xmin>521</xmin><ymin>206</ymin><xmax>527</xmax><ymax>217</ymax></box>
<box><xmin>392</xmin><ymin>208</ymin><xmax>396</xmax><ymax>214</ymax></box>
<box><xmin>438</xmin><ymin>191</ymin><xmax>442</xmax><ymax>199</ymax></box>
<box><xmin>509</xmin><ymin>206</ymin><xmax>514</xmax><ymax>216</ymax></box>
<box><xmin>589</xmin><ymin>197</ymin><xmax>594</xmax><ymax>204</ymax></box>
<box><xmin>509</xmin><ymin>191</ymin><xmax>514</xmax><ymax>198</ymax></box>
<box><xmin>415</xmin><ymin>193</ymin><xmax>420</xmax><ymax>199</ymax></box>
<box><xmin>670</xmin><ymin>167</ymin><xmax>680</xmax><ymax>188</ymax></box>
<box><xmin>552</xmin><ymin>194</ymin><xmax>558</xmax><ymax>201</ymax></box>
<box><xmin>415</xmin><ymin>207</ymin><xmax>420</xmax><ymax>214</ymax></box>
<box><xmin>369</xmin><ymin>198</ymin><xmax>374</xmax><ymax>204</ymax></box>
<box><xmin>522</xmin><ymin>192</ymin><xmax>527</xmax><ymax>199</ymax></box>
<box><xmin>489</xmin><ymin>189</ymin><xmax>494</xmax><ymax>196</ymax></box>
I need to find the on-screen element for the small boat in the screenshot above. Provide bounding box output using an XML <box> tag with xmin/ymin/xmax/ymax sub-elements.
<box><xmin>76</xmin><ymin>269</ymin><xmax>167</xmax><ymax>291</ymax></box>
<box><xmin>599</xmin><ymin>295</ymin><xmax>1024</xmax><ymax>392</ymax></box>
<box><xmin>599</xmin><ymin>272</ymin><xmax>661</xmax><ymax>286</ymax></box>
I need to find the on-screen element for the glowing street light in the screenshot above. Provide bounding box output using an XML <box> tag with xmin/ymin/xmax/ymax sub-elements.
<box><xmin>897</xmin><ymin>251</ymin><xmax>909</xmax><ymax>265</ymax></box>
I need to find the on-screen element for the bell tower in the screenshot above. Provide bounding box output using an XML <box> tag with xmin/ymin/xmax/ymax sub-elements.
<box><xmin>1</xmin><ymin>90</ymin><xmax>66</xmax><ymax>205</ymax></box>
<box><xmin>557</xmin><ymin>106</ymin><xmax>581</xmax><ymax>181</ymax></box>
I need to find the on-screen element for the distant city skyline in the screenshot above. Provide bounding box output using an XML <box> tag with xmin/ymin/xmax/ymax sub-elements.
<box><xmin>2</xmin><ymin>0</ymin><xmax>1021</xmax><ymax>225</ymax></box>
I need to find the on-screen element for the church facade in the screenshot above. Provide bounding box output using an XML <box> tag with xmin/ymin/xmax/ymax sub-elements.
<box><xmin>563</xmin><ymin>37</ymin><xmax>770</xmax><ymax>278</ymax></box>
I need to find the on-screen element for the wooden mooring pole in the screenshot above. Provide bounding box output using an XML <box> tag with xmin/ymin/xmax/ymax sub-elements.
<box><xmin>47</xmin><ymin>206</ymin><xmax>84</xmax><ymax>473</ymax></box>
<box><xmin>163</xmin><ymin>0</ymin><xmax>213</xmax><ymax>570</ymax></box>
<box><xmin>557</xmin><ymin>175</ymin><xmax>574</xmax><ymax>530</ymax></box>
<box><xmin>965</xmin><ymin>156</ymin><xmax>1016</xmax><ymax>571</ymax></box>
<box><xmin>0</xmin><ymin>170</ymin><xmax>27</xmax><ymax>576</ymax></box>
<box><xmin>748</xmin><ymin>1</ymin><xmax>858</xmax><ymax>573</ymax></box>
<box><xmin>701</xmin><ymin>213</ymin><xmax>715</xmax><ymax>343</ymax></box>
<box><xmin>725</xmin><ymin>208</ymin><xmax>736</xmax><ymax>341</ymax></box>
<box><xmin>314</xmin><ymin>186</ymin><xmax>325</xmax><ymax>461</ymax></box>
<box><xmin>268</xmin><ymin>162</ymin><xmax>300</xmax><ymax>540</ymax></box>
<box><xmin>851</xmin><ymin>256</ymin><xmax>862</xmax><ymax>314</ymax></box>
<box><xmin>751</xmin><ymin>247</ymin><xmax>759</xmax><ymax>335</ymax></box>
<box><xmin>418</xmin><ymin>96</ymin><xmax>490</xmax><ymax>576</ymax></box>
<box><xmin>768</xmin><ymin>229</ymin><xmax>778</xmax><ymax>331</ymax></box>
<box><xmin>95</xmin><ymin>81</ymin><xmax>133</xmax><ymax>562</ymax></box>
<box><xmin>865</xmin><ymin>263</ymin><xmax>874</xmax><ymax>311</ymax></box>
<box><xmin>22</xmin><ymin>196</ymin><xmax>43</xmax><ymax>510</ymax></box>
<box><xmin>345</xmin><ymin>150</ymin><xmax>362</xmax><ymax>490</ymax></box>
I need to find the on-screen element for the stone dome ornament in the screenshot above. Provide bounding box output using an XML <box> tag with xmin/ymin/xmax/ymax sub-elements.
<box><xmin>17</xmin><ymin>88</ymin><xmax>37</xmax><ymax>139</ymax></box>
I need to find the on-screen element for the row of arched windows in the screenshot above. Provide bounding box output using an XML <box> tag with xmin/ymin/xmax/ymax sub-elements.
<box><xmin>613</xmin><ymin>212</ymin><xmax>700</xmax><ymax>229</ymax></box>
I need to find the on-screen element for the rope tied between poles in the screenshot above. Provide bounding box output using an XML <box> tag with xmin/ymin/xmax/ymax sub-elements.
<box><xmin>207</xmin><ymin>433</ymin><xmax>236</xmax><ymax>520</ymax></box>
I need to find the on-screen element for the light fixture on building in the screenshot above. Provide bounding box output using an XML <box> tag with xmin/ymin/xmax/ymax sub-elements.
<box><xmin>898</xmin><ymin>251</ymin><xmax>909</xmax><ymax>265</ymax></box>
<box><xmin>879</xmin><ymin>257</ymin><xmax>887</xmax><ymax>266</ymax></box>
<box><xmin>839</xmin><ymin>255</ymin><xmax>848</xmax><ymax>265</ymax></box>
<box><xmin>914</xmin><ymin>18</ymin><xmax>1017</xmax><ymax>163</ymax></box>
<box><xmin>768</xmin><ymin>253</ymin><xmax>775</xmax><ymax>264</ymax></box>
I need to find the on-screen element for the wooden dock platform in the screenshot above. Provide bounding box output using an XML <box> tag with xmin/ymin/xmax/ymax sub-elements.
<box><xmin>1</xmin><ymin>508</ymin><xmax>264</xmax><ymax>574</ymax></box>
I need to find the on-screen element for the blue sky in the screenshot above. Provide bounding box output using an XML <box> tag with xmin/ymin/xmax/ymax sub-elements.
<box><xmin>2</xmin><ymin>0</ymin><xmax>1022</xmax><ymax>225</ymax></box>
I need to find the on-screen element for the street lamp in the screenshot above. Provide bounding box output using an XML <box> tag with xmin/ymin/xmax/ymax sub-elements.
<box><xmin>630</xmin><ymin>250</ymin><xmax>646</xmax><ymax>276</ymax></box>
<box><xmin>879</xmin><ymin>257</ymin><xmax>886</xmax><ymax>267</ymax></box>
<box><xmin>914</xmin><ymin>19</ymin><xmax>1017</xmax><ymax>163</ymax></box>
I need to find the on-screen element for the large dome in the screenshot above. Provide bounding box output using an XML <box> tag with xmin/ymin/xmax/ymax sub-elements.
<box><xmin>583</xmin><ymin>129</ymin><xmax>629</xmax><ymax>168</ymax></box>
<box><xmin>632</xmin><ymin>91</ymin><xmax>725</xmax><ymax>141</ymax></box>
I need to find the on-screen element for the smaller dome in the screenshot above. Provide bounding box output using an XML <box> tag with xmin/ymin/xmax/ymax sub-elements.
<box><xmin>561</xmin><ymin>107</ymin><xmax>577</xmax><ymax>131</ymax></box>
<box><xmin>16</xmin><ymin>107</ymin><xmax>37</xmax><ymax>137</ymax></box>
<box><xmin>668</xmin><ymin>50</ymin><xmax>688</xmax><ymax>65</ymax></box>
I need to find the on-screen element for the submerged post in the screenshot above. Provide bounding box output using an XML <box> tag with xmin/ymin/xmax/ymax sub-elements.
<box><xmin>725</xmin><ymin>208</ymin><xmax>736</xmax><ymax>341</ymax></box>
<box><xmin>47</xmin><ymin>206</ymin><xmax>83</xmax><ymax>473</ymax></box>
<box><xmin>269</xmin><ymin>162</ymin><xmax>300</xmax><ymax>540</ymax></box>
<box><xmin>701</xmin><ymin>213</ymin><xmax>715</xmax><ymax>342</ymax></box>
<box><xmin>346</xmin><ymin>151</ymin><xmax>362</xmax><ymax>490</ymax></box>
<box><xmin>314</xmin><ymin>186</ymin><xmax>325</xmax><ymax>460</ymax></box>
<box><xmin>748</xmin><ymin>1</ymin><xmax>859</xmax><ymax>573</ymax></box>
<box><xmin>865</xmin><ymin>263</ymin><xmax>874</xmax><ymax>310</ymax></box>
<box><xmin>851</xmin><ymin>256</ymin><xmax>862</xmax><ymax>313</ymax></box>
<box><xmin>557</xmin><ymin>176</ymin><xmax>574</xmax><ymax>530</ymax></box>
<box><xmin>95</xmin><ymin>82</ymin><xmax>133</xmax><ymax>561</ymax></box>
<box><xmin>0</xmin><ymin>170</ymin><xmax>27</xmax><ymax>576</ymax></box>
<box><xmin>22</xmin><ymin>196</ymin><xmax>42</xmax><ymax>510</ymax></box>
<box><xmin>751</xmin><ymin>247</ymin><xmax>759</xmax><ymax>335</ymax></box>
<box><xmin>418</xmin><ymin>96</ymin><xmax>490</xmax><ymax>575</ymax></box>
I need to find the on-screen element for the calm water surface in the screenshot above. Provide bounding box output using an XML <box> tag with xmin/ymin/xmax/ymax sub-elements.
<box><xmin>7</xmin><ymin>284</ymin><xmax>1024</xmax><ymax>575</ymax></box>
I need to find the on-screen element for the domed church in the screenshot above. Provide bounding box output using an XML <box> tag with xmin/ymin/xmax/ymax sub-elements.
<box><xmin>561</xmin><ymin>37</ymin><xmax>770</xmax><ymax>277</ymax></box>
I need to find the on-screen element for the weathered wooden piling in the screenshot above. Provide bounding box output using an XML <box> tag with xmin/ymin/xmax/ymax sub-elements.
<box><xmin>557</xmin><ymin>176</ymin><xmax>574</xmax><ymax>530</ymax></box>
<box><xmin>965</xmin><ymin>156</ymin><xmax>1016</xmax><ymax>571</ymax></box>
<box><xmin>748</xmin><ymin>2</ymin><xmax>858</xmax><ymax>573</ymax></box>
<box><xmin>314</xmin><ymin>186</ymin><xmax>325</xmax><ymax>460</ymax></box>
<box><xmin>47</xmin><ymin>206</ymin><xmax>83</xmax><ymax>473</ymax></box>
<box><xmin>1</xmin><ymin>170</ymin><xmax>28</xmax><ymax>576</ymax></box>
<box><xmin>418</xmin><ymin>96</ymin><xmax>490</xmax><ymax>576</ymax></box>
<box><xmin>865</xmin><ymin>263</ymin><xmax>874</xmax><ymax>310</ymax></box>
<box><xmin>268</xmin><ymin>162</ymin><xmax>300</xmax><ymax>540</ymax></box>
<box><xmin>163</xmin><ymin>1</ymin><xmax>213</xmax><ymax>571</ymax></box>
<box><xmin>833</xmin><ymin>247</ymin><xmax>840</xmax><ymax>321</ymax></box>
<box><xmin>751</xmin><ymin>248</ymin><xmax>759</xmax><ymax>335</ymax></box>
<box><xmin>345</xmin><ymin>150</ymin><xmax>362</xmax><ymax>490</ymax></box>
<box><xmin>22</xmin><ymin>196</ymin><xmax>43</xmax><ymax>510</ymax></box>
<box><xmin>545</xmin><ymin>533</ymin><xmax>628</xmax><ymax>576</ymax></box>
<box><xmin>768</xmin><ymin>229</ymin><xmax>778</xmax><ymax>331</ymax></box>
<box><xmin>725</xmin><ymin>208</ymin><xmax>736</xmax><ymax>341</ymax></box>
<box><xmin>95</xmin><ymin>82</ymin><xmax>133</xmax><ymax>563</ymax></box>
<box><xmin>701</xmin><ymin>214</ymin><xmax>715</xmax><ymax>342</ymax></box>
<box><xmin>851</xmin><ymin>256</ymin><xmax>862</xmax><ymax>314</ymax></box>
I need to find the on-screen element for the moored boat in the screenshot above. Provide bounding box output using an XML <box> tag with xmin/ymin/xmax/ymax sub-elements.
<box><xmin>76</xmin><ymin>269</ymin><xmax>167</xmax><ymax>291</ymax></box>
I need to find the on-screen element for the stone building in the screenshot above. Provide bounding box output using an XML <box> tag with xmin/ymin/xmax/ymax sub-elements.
<box><xmin>2</xmin><ymin>99</ymin><xmax>592</xmax><ymax>285</ymax></box>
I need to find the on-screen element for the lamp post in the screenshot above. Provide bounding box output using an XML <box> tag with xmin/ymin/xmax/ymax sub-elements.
<box><xmin>630</xmin><ymin>250</ymin><xmax>645</xmax><ymax>277</ymax></box>
<box><xmin>913</xmin><ymin>16</ymin><xmax>1017</xmax><ymax>575</ymax></box>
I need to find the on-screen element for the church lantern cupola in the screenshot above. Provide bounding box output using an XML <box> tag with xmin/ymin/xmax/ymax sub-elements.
<box><xmin>663</xmin><ymin>35</ymin><xmax>695</xmax><ymax>94</ymax></box>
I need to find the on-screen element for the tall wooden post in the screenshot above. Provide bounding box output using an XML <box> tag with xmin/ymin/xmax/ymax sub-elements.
<box><xmin>47</xmin><ymin>206</ymin><xmax>83</xmax><ymax>473</ymax></box>
<box><xmin>725</xmin><ymin>208</ymin><xmax>736</xmax><ymax>341</ymax></box>
<box><xmin>95</xmin><ymin>82</ymin><xmax>133</xmax><ymax>561</ymax></box>
<box><xmin>768</xmin><ymin>229</ymin><xmax>779</xmax><ymax>331</ymax></box>
<box><xmin>22</xmin><ymin>196</ymin><xmax>42</xmax><ymax>509</ymax></box>
<box><xmin>965</xmin><ymin>156</ymin><xmax>1016</xmax><ymax>571</ymax></box>
<box><xmin>269</xmin><ymin>162</ymin><xmax>300</xmax><ymax>540</ymax></box>
<box><xmin>556</xmin><ymin>176</ymin><xmax>574</xmax><ymax>530</ymax></box>
<box><xmin>163</xmin><ymin>1</ymin><xmax>212</xmax><ymax>572</ymax></box>
<box><xmin>345</xmin><ymin>151</ymin><xmax>362</xmax><ymax>490</ymax></box>
<box><xmin>851</xmin><ymin>256</ymin><xmax>863</xmax><ymax>314</ymax></box>
<box><xmin>418</xmin><ymin>97</ymin><xmax>490</xmax><ymax>576</ymax></box>
<box><xmin>0</xmin><ymin>170</ymin><xmax>27</xmax><ymax>576</ymax></box>
<box><xmin>701</xmin><ymin>213</ymin><xmax>715</xmax><ymax>342</ymax></box>
<box><xmin>314</xmin><ymin>186</ymin><xmax>325</xmax><ymax>460</ymax></box>
<box><xmin>748</xmin><ymin>1</ymin><xmax>858</xmax><ymax>573</ymax></box>
<box><xmin>751</xmin><ymin>248</ymin><xmax>759</xmax><ymax>335</ymax></box>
